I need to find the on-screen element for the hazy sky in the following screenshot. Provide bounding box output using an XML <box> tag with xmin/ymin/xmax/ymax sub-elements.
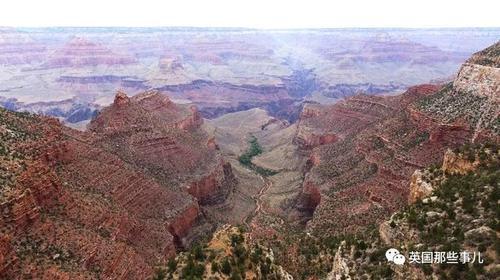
<box><xmin>1</xmin><ymin>0</ymin><xmax>499</xmax><ymax>28</ymax></box>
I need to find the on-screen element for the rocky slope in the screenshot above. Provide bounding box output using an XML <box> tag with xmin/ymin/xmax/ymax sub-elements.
<box><xmin>419</xmin><ymin>41</ymin><xmax>499</xmax><ymax>139</ymax></box>
<box><xmin>292</xmin><ymin>84</ymin><xmax>470</xmax><ymax>230</ymax></box>
<box><xmin>0</xmin><ymin>90</ymin><xmax>236</xmax><ymax>279</ymax></box>
<box><xmin>88</xmin><ymin>90</ymin><xmax>236</xmax><ymax>205</ymax></box>
<box><xmin>327</xmin><ymin>144</ymin><xmax>499</xmax><ymax>279</ymax></box>
<box><xmin>466</xmin><ymin>41</ymin><xmax>500</xmax><ymax>68</ymax></box>
<box><xmin>162</xmin><ymin>225</ymin><xmax>293</xmax><ymax>279</ymax></box>
<box><xmin>293</xmin><ymin>42</ymin><xmax>499</xmax><ymax>233</ymax></box>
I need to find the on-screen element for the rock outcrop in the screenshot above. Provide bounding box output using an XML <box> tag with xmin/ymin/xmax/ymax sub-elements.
<box><xmin>454</xmin><ymin>63</ymin><xmax>500</xmax><ymax>102</ymax></box>
<box><xmin>88</xmin><ymin>90</ymin><xmax>236</xmax><ymax>198</ymax></box>
<box><xmin>466</xmin><ymin>41</ymin><xmax>500</xmax><ymax>68</ymax></box>
<box><xmin>408</xmin><ymin>169</ymin><xmax>434</xmax><ymax>203</ymax></box>
<box><xmin>295</xmin><ymin>178</ymin><xmax>322</xmax><ymax>218</ymax></box>
<box><xmin>165</xmin><ymin>225</ymin><xmax>293</xmax><ymax>279</ymax></box>
<box><xmin>326</xmin><ymin>242</ymin><xmax>351</xmax><ymax>280</ymax></box>
<box><xmin>441</xmin><ymin>148</ymin><xmax>480</xmax><ymax>174</ymax></box>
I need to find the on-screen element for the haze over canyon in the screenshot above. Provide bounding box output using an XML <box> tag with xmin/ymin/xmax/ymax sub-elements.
<box><xmin>0</xmin><ymin>27</ymin><xmax>499</xmax><ymax>279</ymax></box>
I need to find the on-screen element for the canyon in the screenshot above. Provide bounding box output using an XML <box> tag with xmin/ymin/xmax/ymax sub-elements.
<box><xmin>0</xmin><ymin>29</ymin><xmax>499</xmax><ymax>279</ymax></box>
<box><xmin>1</xmin><ymin>28</ymin><xmax>499</xmax><ymax>124</ymax></box>
<box><xmin>0</xmin><ymin>90</ymin><xmax>237</xmax><ymax>279</ymax></box>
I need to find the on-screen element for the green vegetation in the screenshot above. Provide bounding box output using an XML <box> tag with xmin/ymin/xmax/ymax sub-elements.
<box><xmin>152</xmin><ymin>267</ymin><xmax>167</xmax><ymax>280</ymax></box>
<box><xmin>155</xmin><ymin>140</ymin><xmax>498</xmax><ymax>279</ymax></box>
<box><xmin>238</xmin><ymin>135</ymin><xmax>263</xmax><ymax>165</ymax></box>
<box><xmin>238</xmin><ymin>135</ymin><xmax>278</xmax><ymax>176</ymax></box>
<box><xmin>340</xmin><ymin>143</ymin><xmax>500</xmax><ymax>279</ymax></box>
<box><xmin>164</xmin><ymin>227</ymin><xmax>289</xmax><ymax>279</ymax></box>
<box><xmin>268</xmin><ymin>143</ymin><xmax>499</xmax><ymax>279</ymax></box>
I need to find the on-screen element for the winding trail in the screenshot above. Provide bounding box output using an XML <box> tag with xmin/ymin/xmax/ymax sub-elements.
<box><xmin>243</xmin><ymin>175</ymin><xmax>272</xmax><ymax>228</ymax></box>
<box><xmin>254</xmin><ymin>175</ymin><xmax>271</xmax><ymax>216</ymax></box>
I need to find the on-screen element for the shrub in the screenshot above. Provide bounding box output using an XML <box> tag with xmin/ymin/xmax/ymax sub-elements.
<box><xmin>221</xmin><ymin>258</ymin><xmax>232</xmax><ymax>275</ymax></box>
<box><xmin>167</xmin><ymin>258</ymin><xmax>177</xmax><ymax>272</ymax></box>
<box><xmin>152</xmin><ymin>267</ymin><xmax>166</xmax><ymax>280</ymax></box>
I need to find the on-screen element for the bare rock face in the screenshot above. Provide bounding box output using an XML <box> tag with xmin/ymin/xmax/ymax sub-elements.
<box><xmin>176</xmin><ymin>105</ymin><xmax>203</xmax><ymax>130</ymax></box>
<box><xmin>300</xmin><ymin>103</ymin><xmax>323</xmax><ymax>119</ymax></box>
<box><xmin>408</xmin><ymin>169</ymin><xmax>434</xmax><ymax>203</ymax></box>
<box><xmin>441</xmin><ymin>149</ymin><xmax>479</xmax><ymax>174</ymax></box>
<box><xmin>326</xmin><ymin>241</ymin><xmax>351</xmax><ymax>280</ymax></box>
<box><xmin>295</xmin><ymin>127</ymin><xmax>338</xmax><ymax>149</ymax></box>
<box><xmin>185</xmin><ymin>162</ymin><xmax>236</xmax><ymax>205</ymax></box>
<box><xmin>167</xmin><ymin>204</ymin><xmax>201</xmax><ymax>247</ymax></box>
<box><xmin>113</xmin><ymin>89</ymin><xmax>130</xmax><ymax>106</ymax></box>
<box><xmin>453</xmin><ymin>63</ymin><xmax>500</xmax><ymax>102</ymax></box>
<box><xmin>296</xmin><ymin>178</ymin><xmax>322</xmax><ymax>212</ymax></box>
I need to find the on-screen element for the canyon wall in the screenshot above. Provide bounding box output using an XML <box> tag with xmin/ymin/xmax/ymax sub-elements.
<box><xmin>292</xmin><ymin>84</ymin><xmax>480</xmax><ymax>233</ymax></box>
<box><xmin>0</xmin><ymin>90</ymin><xmax>236</xmax><ymax>279</ymax></box>
<box><xmin>293</xmin><ymin>43</ymin><xmax>499</xmax><ymax>234</ymax></box>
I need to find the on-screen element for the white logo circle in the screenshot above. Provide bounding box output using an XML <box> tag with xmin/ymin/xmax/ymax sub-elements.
<box><xmin>385</xmin><ymin>248</ymin><xmax>400</xmax><ymax>262</ymax></box>
<box><xmin>393</xmin><ymin>254</ymin><xmax>406</xmax><ymax>265</ymax></box>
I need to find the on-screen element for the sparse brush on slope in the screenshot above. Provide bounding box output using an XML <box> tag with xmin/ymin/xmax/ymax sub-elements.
<box><xmin>327</xmin><ymin>143</ymin><xmax>499</xmax><ymax>280</ymax></box>
<box><xmin>162</xmin><ymin>225</ymin><xmax>292</xmax><ymax>280</ymax></box>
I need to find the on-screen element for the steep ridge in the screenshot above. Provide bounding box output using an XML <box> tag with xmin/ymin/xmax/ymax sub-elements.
<box><xmin>293</xmin><ymin>43</ymin><xmax>499</xmax><ymax>234</ymax></box>
<box><xmin>0</xmin><ymin>90</ymin><xmax>236</xmax><ymax>278</ymax></box>
<box><xmin>466</xmin><ymin>41</ymin><xmax>500</xmax><ymax>68</ymax></box>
